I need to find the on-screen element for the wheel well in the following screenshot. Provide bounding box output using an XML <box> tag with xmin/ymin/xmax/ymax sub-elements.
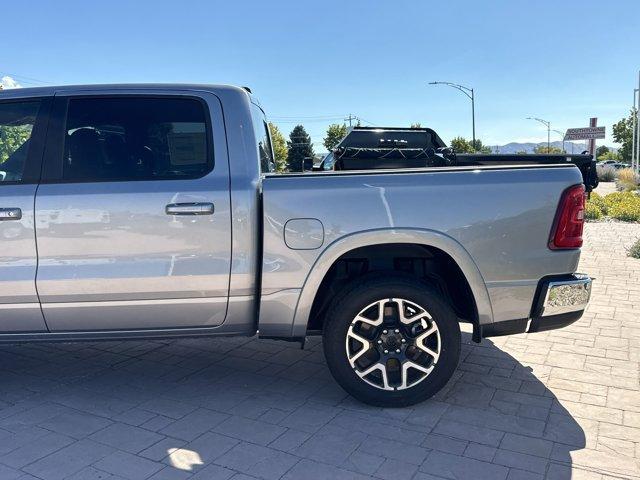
<box><xmin>307</xmin><ymin>243</ymin><xmax>478</xmax><ymax>333</ymax></box>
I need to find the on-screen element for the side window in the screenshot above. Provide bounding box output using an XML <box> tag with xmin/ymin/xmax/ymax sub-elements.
<box><xmin>250</xmin><ymin>104</ymin><xmax>274</xmax><ymax>173</ymax></box>
<box><xmin>62</xmin><ymin>97</ymin><xmax>211</xmax><ymax>182</ymax></box>
<box><xmin>0</xmin><ymin>100</ymin><xmax>41</xmax><ymax>183</ymax></box>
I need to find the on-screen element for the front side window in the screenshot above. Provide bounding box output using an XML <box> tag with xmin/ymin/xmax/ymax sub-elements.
<box><xmin>250</xmin><ymin>103</ymin><xmax>274</xmax><ymax>173</ymax></box>
<box><xmin>0</xmin><ymin>101</ymin><xmax>41</xmax><ymax>183</ymax></box>
<box><xmin>62</xmin><ymin>97</ymin><xmax>211</xmax><ymax>182</ymax></box>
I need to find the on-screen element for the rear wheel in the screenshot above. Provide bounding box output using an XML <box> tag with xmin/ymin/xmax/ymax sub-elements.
<box><xmin>323</xmin><ymin>276</ymin><xmax>461</xmax><ymax>407</ymax></box>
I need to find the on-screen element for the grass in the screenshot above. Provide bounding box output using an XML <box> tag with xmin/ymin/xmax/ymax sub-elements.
<box><xmin>596</xmin><ymin>165</ymin><xmax>617</xmax><ymax>182</ymax></box>
<box><xmin>629</xmin><ymin>238</ymin><xmax>640</xmax><ymax>259</ymax></box>
<box><xmin>616</xmin><ymin>168</ymin><xmax>640</xmax><ymax>192</ymax></box>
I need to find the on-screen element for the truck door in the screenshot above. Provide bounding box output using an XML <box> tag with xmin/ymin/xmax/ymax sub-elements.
<box><xmin>35</xmin><ymin>91</ymin><xmax>231</xmax><ymax>331</ymax></box>
<box><xmin>0</xmin><ymin>97</ymin><xmax>50</xmax><ymax>332</ymax></box>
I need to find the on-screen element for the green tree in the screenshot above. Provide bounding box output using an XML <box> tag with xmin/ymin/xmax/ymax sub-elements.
<box><xmin>450</xmin><ymin>137</ymin><xmax>491</xmax><ymax>154</ymax></box>
<box><xmin>598</xmin><ymin>151</ymin><xmax>619</xmax><ymax>162</ymax></box>
<box><xmin>268</xmin><ymin>122</ymin><xmax>288</xmax><ymax>172</ymax></box>
<box><xmin>410</xmin><ymin>123</ymin><xmax>422</xmax><ymax>128</ymax></box>
<box><xmin>515</xmin><ymin>150</ymin><xmax>528</xmax><ymax>155</ymax></box>
<box><xmin>534</xmin><ymin>145</ymin><xmax>564</xmax><ymax>154</ymax></box>
<box><xmin>0</xmin><ymin>125</ymin><xmax>32</xmax><ymax>164</ymax></box>
<box><xmin>596</xmin><ymin>145</ymin><xmax>610</xmax><ymax>159</ymax></box>
<box><xmin>323</xmin><ymin>123</ymin><xmax>347</xmax><ymax>152</ymax></box>
<box><xmin>612</xmin><ymin>109</ymin><xmax>636</xmax><ymax>162</ymax></box>
<box><xmin>287</xmin><ymin>125</ymin><xmax>314</xmax><ymax>171</ymax></box>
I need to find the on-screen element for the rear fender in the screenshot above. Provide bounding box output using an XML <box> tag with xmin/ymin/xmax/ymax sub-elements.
<box><xmin>289</xmin><ymin>228</ymin><xmax>494</xmax><ymax>338</ymax></box>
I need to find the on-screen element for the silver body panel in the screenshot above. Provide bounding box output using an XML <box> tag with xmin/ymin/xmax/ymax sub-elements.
<box><xmin>0</xmin><ymin>84</ymin><xmax>585</xmax><ymax>341</ymax></box>
<box><xmin>0</xmin><ymin>185</ymin><xmax>48</xmax><ymax>331</ymax></box>
<box><xmin>259</xmin><ymin>165</ymin><xmax>583</xmax><ymax>336</ymax></box>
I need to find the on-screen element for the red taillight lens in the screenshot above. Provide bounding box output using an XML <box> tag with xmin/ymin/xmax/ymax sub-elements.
<box><xmin>549</xmin><ymin>184</ymin><xmax>585</xmax><ymax>249</ymax></box>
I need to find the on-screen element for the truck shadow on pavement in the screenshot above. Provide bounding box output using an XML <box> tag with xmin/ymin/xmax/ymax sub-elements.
<box><xmin>0</xmin><ymin>331</ymin><xmax>588</xmax><ymax>479</ymax></box>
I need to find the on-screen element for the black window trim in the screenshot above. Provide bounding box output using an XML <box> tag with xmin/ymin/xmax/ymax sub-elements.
<box><xmin>250</xmin><ymin>101</ymin><xmax>275</xmax><ymax>173</ymax></box>
<box><xmin>40</xmin><ymin>93</ymin><xmax>214</xmax><ymax>184</ymax></box>
<box><xmin>0</xmin><ymin>96</ymin><xmax>52</xmax><ymax>186</ymax></box>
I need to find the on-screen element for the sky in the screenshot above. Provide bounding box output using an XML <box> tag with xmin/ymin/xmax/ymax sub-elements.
<box><xmin>2</xmin><ymin>0</ymin><xmax>640</xmax><ymax>151</ymax></box>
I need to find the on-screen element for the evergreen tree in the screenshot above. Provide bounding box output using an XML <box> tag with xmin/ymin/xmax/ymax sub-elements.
<box><xmin>287</xmin><ymin>125</ymin><xmax>314</xmax><ymax>171</ymax></box>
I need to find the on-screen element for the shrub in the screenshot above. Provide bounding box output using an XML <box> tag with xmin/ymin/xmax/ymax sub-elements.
<box><xmin>609</xmin><ymin>202</ymin><xmax>640</xmax><ymax>222</ymax></box>
<box><xmin>629</xmin><ymin>239</ymin><xmax>640</xmax><ymax>259</ymax></box>
<box><xmin>604</xmin><ymin>191</ymin><xmax>637</xmax><ymax>208</ymax></box>
<box><xmin>584</xmin><ymin>202</ymin><xmax>602</xmax><ymax>220</ymax></box>
<box><xmin>616</xmin><ymin>168</ymin><xmax>640</xmax><ymax>191</ymax></box>
<box><xmin>596</xmin><ymin>165</ymin><xmax>617</xmax><ymax>182</ymax></box>
<box><xmin>588</xmin><ymin>191</ymin><xmax>608</xmax><ymax>215</ymax></box>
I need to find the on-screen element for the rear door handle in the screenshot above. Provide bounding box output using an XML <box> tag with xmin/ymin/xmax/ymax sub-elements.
<box><xmin>0</xmin><ymin>208</ymin><xmax>22</xmax><ymax>221</ymax></box>
<box><xmin>165</xmin><ymin>202</ymin><xmax>214</xmax><ymax>216</ymax></box>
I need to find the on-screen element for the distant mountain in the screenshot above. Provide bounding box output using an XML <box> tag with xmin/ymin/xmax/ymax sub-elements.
<box><xmin>488</xmin><ymin>141</ymin><xmax>615</xmax><ymax>154</ymax></box>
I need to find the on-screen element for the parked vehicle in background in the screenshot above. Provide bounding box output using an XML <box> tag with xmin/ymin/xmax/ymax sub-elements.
<box><xmin>324</xmin><ymin>127</ymin><xmax>598</xmax><ymax>192</ymax></box>
<box><xmin>611</xmin><ymin>162</ymin><xmax>631</xmax><ymax>170</ymax></box>
<box><xmin>0</xmin><ymin>84</ymin><xmax>592</xmax><ymax>406</ymax></box>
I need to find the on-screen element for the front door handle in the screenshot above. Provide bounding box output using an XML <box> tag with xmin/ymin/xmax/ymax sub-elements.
<box><xmin>165</xmin><ymin>202</ymin><xmax>214</xmax><ymax>216</ymax></box>
<box><xmin>0</xmin><ymin>208</ymin><xmax>22</xmax><ymax>221</ymax></box>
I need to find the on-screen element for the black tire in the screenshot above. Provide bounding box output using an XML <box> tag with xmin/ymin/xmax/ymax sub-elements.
<box><xmin>323</xmin><ymin>274</ymin><xmax>461</xmax><ymax>407</ymax></box>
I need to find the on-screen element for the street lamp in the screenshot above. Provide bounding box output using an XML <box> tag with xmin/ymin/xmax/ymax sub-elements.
<box><xmin>527</xmin><ymin>117</ymin><xmax>551</xmax><ymax>153</ymax></box>
<box><xmin>633</xmin><ymin>88</ymin><xmax>638</xmax><ymax>172</ymax></box>
<box><xmin>429</xmin><ymin>81</ymin><xmax>475</xmax><ymax>150</ymax></box>
<box><xmin>552</xmin><ymin>129</ymin><xmax>566</xmax><ymax>153</ymax></box>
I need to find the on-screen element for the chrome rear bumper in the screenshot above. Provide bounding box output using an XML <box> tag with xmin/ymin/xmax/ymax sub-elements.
<box><xmin>481</xmin><ymin>273</ymin><xmax>592</xmax><ymax>339</ymax></box>
<box><xmin>540</xmin><ymin>274</ymin><xmax>592</xmax><ymax>317</ymax></box>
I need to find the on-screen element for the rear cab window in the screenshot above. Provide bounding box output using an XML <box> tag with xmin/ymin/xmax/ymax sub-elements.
<box><xmin>50</xmin><ymin>96</ymin><xmax>212</xmax><ymax>183</ymax></box>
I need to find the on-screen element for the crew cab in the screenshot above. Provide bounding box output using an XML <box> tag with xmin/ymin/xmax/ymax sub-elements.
<box><xmin>0</xmin><ymin>84</ymin><xmax>592</xmax><ymax>406</ymax></box>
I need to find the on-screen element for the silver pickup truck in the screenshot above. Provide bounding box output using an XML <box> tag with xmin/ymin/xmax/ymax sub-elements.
<box><xmin>0</xmin><ymin>84</ymin><xmax>592</xmax><ymax>406</ymax></box>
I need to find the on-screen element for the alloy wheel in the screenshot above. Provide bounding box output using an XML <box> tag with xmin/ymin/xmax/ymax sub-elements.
<box><xmin>345</xmin><ymin>298</ymin><xmax>441</xmax><ymax>391</ymax></box>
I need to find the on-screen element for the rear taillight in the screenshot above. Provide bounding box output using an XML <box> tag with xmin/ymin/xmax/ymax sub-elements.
<box><xmin>549</xmin><ymin>184</ymin><xmax>585</xmax><ymax>249</ymax></box>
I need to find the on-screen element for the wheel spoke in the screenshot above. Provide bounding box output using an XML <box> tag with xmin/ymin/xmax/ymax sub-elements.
<box><xmin>354</xmin><ymin>299</ymin><xmax>385</xmax><ymax>326</ymax></box>
<box><xmin>415</xmin><ymin>326</ymin><xmax>441</xmax><ymax>363</ymax></box>
<box><xmin>392</xmin><ymin>298</ymin><xmax>431</xmax><ymax>325</ymax></box>
<box><xmin>355</xmin><ymin>362</ymin><xmax>392</xmax><ymax>390</ymax></box>
<box><xmin>346</xmin><ymin>330</ymin><xmax>371</xmax><ymax>366</ymax></box>
<box><xmin>400</xmin><ymin>360</ymin><xmax>435</xmax><ymax>389</ymax></box>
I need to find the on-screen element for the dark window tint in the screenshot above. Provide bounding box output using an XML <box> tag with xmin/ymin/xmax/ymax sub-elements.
<box><xmin>0</xmin><ymin>101</ymin><xmax>41</xmax><ymax>183</ymax></box>
<box><xmin>250</xmin><ymin>103</ymin><xmax>274</xmax><ymax>173</ymax></box>
<box><xmin>63</xmin><ymin>97</ymin><xmax>211</xmax><ymax>182</ymax></box>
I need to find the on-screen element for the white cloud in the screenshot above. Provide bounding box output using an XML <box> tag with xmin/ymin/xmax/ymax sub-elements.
<box><xmin>0</xmin><ymin>76</ymin><xmax>21</xmax><ymax>89</ymax></box>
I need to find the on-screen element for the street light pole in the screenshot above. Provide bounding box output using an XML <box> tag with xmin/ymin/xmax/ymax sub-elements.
<box><xmin>552</xmin><ymin>129</ymin><xmax>566</xmax><ymax>153</ymax></box>
<box><xmin>429</xmin><ymin>81</ymin><xmax>476</xmax><ymax>150</ymax></box>
<box><xmin>635</xmin><ymin>70</ymin><xmax>640</xmax><ymax>173</ymax></box>
<box><xmin>527</xmin><ymin>117</ymin><xmax>551</xmax><ymax>153</ymax></box>
<box><xmin>632</xmin><ymin>89</ymin><xmax>638</xmax><ymax>171</ymax></box>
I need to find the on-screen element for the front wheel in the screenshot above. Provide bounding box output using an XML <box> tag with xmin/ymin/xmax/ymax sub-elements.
<box><xmin>323</xmin><ymin>276</ymin><xmax>461</xmax><ymax>407</ymax></box>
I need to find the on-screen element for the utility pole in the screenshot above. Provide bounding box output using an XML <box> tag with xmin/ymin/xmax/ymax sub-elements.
<box><xmin>428</xmin><ymin>81</ymin><xmax>476</xmax><ymax>151</ymax></box>
<box><xmin>344</xmin><ymin>114</ymin><xmax>358</xmax><ymax>127</ymax></box>
<box><xmin>527</xmin><ymin>117</ymin><xmax>551</xmax><ymax>152</ymax></box>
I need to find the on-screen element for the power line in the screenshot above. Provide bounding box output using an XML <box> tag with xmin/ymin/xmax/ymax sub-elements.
<box><xmin>0</xmin><ymin>71</ymin><xmax>51</xmax><ymax>86</ymax></box>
